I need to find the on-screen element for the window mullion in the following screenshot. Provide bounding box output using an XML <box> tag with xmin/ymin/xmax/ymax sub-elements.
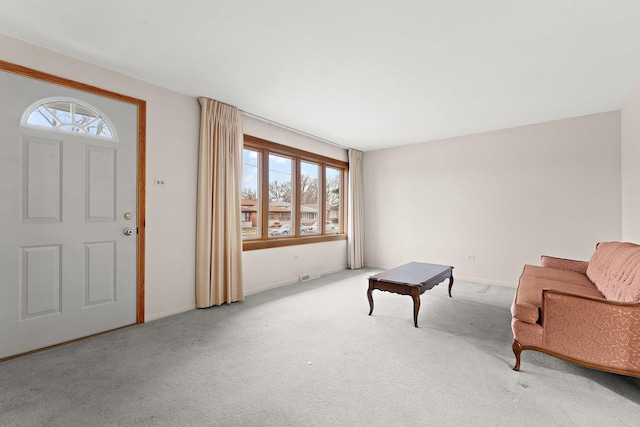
<box><xmin>293</xmin><ymin>157</ymin><xmax>301</xmax><ymax>237</ymax></box>
<box><xmin>320</xmin><ymin>164</ymin><xmax>326</xmax><ymax>235</ymax></box>
<box><xmin>260</xmin><ymin>148</ymin><xmax>270</xmax><ymax>239</ymax></box>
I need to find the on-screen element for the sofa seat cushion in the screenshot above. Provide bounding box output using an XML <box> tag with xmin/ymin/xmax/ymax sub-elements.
<box><xmin>521</xmin><ymin>264</ymin><xmax>594</xmax><ymax>288</ymax></box>
<box><xmin>513</xmin><ymin>275</ymin><xmax>604</xmax><ymax>324</ymax></box>
<box><xmin>587</xmin><ymin>241</ymin><xmax>640</xmax><ymax>303</ymax></box>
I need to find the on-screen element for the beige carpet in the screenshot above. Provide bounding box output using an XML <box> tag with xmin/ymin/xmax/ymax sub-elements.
<box><xmin>1</xmin><ymin>268</ymin><xmax>639</xmax><ymax>426</ymax></box>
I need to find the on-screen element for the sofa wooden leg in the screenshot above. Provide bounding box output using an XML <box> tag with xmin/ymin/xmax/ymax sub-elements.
<box><xmin>512</xmin><ymin>340</ymin><xmax>523</xmax><ymax>371</ymax></box>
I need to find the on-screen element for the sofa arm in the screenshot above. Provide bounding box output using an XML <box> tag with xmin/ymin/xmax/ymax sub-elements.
<box><xmin>511</xmin><ymin>302</ymin><xmax>539</xmax><ymax>324</ymax></box>
<box><xmin>541</xmin><ymin>289</ymin><xmax>640</xmax><ymax>373</ymax></box>
<box><xmin>540</xmin><ymin>255</ymin><xmax>588</xmax><ymax>274</ymax></box>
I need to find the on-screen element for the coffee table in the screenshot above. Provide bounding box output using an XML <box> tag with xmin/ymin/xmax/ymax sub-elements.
<box><xmin>367</xmin><ymin>262</ymin><xmax>454</xmax><ymax>327</ymax></box>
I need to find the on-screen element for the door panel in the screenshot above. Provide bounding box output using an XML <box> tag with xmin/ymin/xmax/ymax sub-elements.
<box><xmin>21</xmin><ymin>244</ymin><xmax>61</xmax><ymax>319</ymax></box>
<box><xmin>86</xmin><ymin>145</ymin><xmax>116</xmax><ymax>222</ymax></box>
<box><xmin>22</xmin><ymin>136</ymin><xmax>62</xmax><ymax>223</ymax></box>
<box><xmin>84</xmin><ymin>241</ymin><xmax>116</xmax><ymax>306</ymax></box>
<box><xmin>0</xmin><ymin>69</ymin><xmax>139</xmax><ymax>359</ymax></box>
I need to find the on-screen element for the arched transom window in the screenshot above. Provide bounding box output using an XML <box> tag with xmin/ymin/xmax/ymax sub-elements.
<box><xmin>21</xmin><ymin>97</ymin><xmax>117</xmax><ymax>141</ymax></box>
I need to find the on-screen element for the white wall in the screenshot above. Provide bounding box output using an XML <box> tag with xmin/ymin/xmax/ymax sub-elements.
<box><xmin>0</xmin><ymin>34</ymin><xmax>349</xmax><ymax>319</ymax></box>
<box><xmin>242</xmin><ymin>116</ymin><xmax>348</xmax><ymax>294</ymax></box>
<box><xmin>622</xmin><ymin>84</ymin><xmax>640</xmax><ymax>243</ymax></box>
<box><xmin>363</xmin><ymin>112</ymin><xmax>622</xmax><ymax>286</ymax></box>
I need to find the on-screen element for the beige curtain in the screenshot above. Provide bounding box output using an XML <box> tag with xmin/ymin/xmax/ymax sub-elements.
<box><xmin>195</xmin><ymin>98</ymin><xmax>244</xmax><ymax>307</ymax></box>
<box><xmin>347</xmin><ymin>149</ymin><xmax>364</xmax><ymax>269</ymax></box>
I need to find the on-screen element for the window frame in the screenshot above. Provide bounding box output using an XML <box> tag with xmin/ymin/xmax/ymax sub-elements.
<box><xmin>243</xmin><ymin>134</ymin><xmax>348</xmax><ymax>251</ymax></box>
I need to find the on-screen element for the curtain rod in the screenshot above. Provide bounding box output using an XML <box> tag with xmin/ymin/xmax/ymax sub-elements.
<box><xmin>241</xmin><ymin>110</ymin><xmax>349</xmax><ymax>150</ymax></box>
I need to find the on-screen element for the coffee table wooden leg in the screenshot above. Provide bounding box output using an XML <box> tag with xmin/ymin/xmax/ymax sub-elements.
<box><xmin>448</xmin><ymin>275</ymin><xmax>454</xmax><ymax>298</ymax></box>
<box><xmin>367</xmin><ymin>283</ymin><xmax>375</xmax><ymax>315</ymax></box>
<box><xmin>411</xmin><ymin>288</ymin><xmax>420</xmax><ymax>327</ymax></box>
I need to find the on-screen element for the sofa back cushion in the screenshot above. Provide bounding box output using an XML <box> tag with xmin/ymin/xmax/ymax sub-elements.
<box><xmin>586</xmin><ymin>241</ymin><xmax>640</xmax><ymax>302</ymax></box>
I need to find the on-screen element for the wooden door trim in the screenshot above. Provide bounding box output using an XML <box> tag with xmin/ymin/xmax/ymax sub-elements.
<box><xmin>0</xmin><ymin>59</ymin><xmax>147</xmax><ymax>324</ymax></box>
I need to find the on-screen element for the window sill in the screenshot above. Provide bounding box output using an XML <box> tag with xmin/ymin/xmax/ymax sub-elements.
<box><xmin>242</xmin><ymin>233</ymin><xmax>347</xmax><ymax>251</ymax></box>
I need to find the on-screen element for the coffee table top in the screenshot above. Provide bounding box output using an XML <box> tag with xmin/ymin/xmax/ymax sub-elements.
<box><xmin>368</xmin><ymin>262</ymin><xmax>453</xmax><ymax>286</ymax></box>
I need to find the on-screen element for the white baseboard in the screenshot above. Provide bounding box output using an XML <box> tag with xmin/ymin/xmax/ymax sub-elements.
<box><xmin>244</xmin><ymin>266</ymin><xmax>348</xmax><ymax>296</ymax></box>
<box><xmin>146</xmin><ymin>267</ymin><xmax>350</xmax><ymax>321</ymax></box>
<box><xmin>145</xmin><ymin>304</ymin><xmax>196</xmax><ymax>322</ymax></box>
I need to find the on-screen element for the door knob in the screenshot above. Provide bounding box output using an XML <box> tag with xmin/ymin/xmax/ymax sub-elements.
<box><xmin>123</xmin><ymin>227</ymin><xmax>134</xmax><ymax>236</ymax></box>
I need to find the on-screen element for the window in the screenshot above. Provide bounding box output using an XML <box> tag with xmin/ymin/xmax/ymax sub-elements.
<box><xmin>242</xmin><ymin>135</ymin><xmax>348</xmax><ymax>250</ymax></box>
<box><xmin>300</xmin><ymin>161</ymin><xmax>320</xmax><ymax>235</ymax></box>
<box><xmin>268</xmin><ymin>153</ymin><xmax>293</xmax><ymax>238</ymax></box>
<box><xmin>241</xmin><ymin>148</ymin><xmax>260</xmax><ymax>239</ymax></box>
<box><xmin>22</xmin><ymin>97</ymin><xmax>116</xmax><ymax>140</ymax></box>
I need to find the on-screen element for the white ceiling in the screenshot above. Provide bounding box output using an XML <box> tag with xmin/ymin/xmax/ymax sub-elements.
<box><xmin>2</xmin><ymin>1</ymin><xmax>640</xmax><ymax>151</ymax></box>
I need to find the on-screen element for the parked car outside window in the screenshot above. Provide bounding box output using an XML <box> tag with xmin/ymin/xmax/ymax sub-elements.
<box><xmin>307</xmin><ymin>221</ymin><xmax>336</xmax><ymax>233</ymax></box>
<box><xmin>270</xmin><ymin>224</ymin><xmax>307</xmax><ymax>236</ymax></box>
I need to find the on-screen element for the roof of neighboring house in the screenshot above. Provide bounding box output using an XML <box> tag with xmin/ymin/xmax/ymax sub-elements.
<box><xmin>269</xmin><ymin>205</ymin><xmax>290</xmax><ymax>213</ymax></box>
<box><xmin>241</xmin><ymin>199</ymin><xmax>258</xmax><ymax>213</ymax></box>
<box><xmin>269</xmin><ymin>200</ymin><xmax>290</xmax><ymax>208</ymax></box>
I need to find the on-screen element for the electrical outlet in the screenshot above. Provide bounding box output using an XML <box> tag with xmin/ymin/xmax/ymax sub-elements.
<box><xmin>153</xmin><ymin>178</ymin><xmax>166</xmax><ymax>187</ymax></box>
<box><xmin>466</xmin><ymin>254</ymin><xmax>476</xmax><ymax>260</ymax></box>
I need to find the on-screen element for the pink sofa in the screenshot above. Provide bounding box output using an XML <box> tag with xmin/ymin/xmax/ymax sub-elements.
<box><xmin>511</xmin><ymin>241</ymin><xmax>640</xmax><ymax>377</ymax></box>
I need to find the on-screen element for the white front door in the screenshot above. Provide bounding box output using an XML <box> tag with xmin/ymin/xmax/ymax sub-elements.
<box><xmin>0</xmin><ymin>69</ymin><xmax>139</xmax><ymax>359</ymax></box>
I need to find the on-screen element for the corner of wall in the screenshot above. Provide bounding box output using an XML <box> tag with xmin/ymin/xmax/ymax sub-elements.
<box><xmin>621</xmin><ymin>82</ymin><xmax>640</xmax><ymax>243</ymax></box>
